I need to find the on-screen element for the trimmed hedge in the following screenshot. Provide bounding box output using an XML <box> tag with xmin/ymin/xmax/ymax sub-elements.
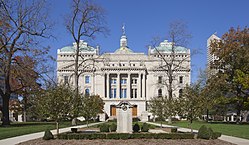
<box><xmin>109</xmin><ymin>123</ymin><xmax>117</xmax><ymax>132</ymax></box>
<box><xmin>100</xmin><ymin>124</ymin><xmax>109</xmax><ymax>132</ymax></box>
<box><xmin>58</xmin><ymin>132</ymin><xmax>194</xmax><ymax>140</ymax></box>
<box><xmin>141</xmin><ymin>123</ymin><xmax>149</xmax><ymax>132</ymax></box>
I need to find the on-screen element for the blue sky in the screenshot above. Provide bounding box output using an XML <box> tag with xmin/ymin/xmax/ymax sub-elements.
<box><xmin>47</xmin><ymin>0</ymin><xmax>249</xmax><ymax>83</ymax></box>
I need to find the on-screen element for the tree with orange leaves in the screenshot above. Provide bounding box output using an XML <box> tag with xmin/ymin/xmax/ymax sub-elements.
<box><xmin>209</xmin><ymin>27</ymin><xmax>249</xmax><ymax>123</ymax></box>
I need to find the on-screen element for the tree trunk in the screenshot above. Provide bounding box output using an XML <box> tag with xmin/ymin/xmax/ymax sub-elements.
<box><xmin>206</xmin><ymin>109</ymin><xmax>209</xmax><ymax>122</ymax></box>
<box><xmin>23</xmin><ymin>96</ymin><xmax>27</xmax><ymax>122</ymax></box>
<box><xmin>71</xmin><ymin>41</ymin><xmax>80</xmax><ymax>126</ymax></box>
<box><xmin>56</xmin><ymin>121</ymin><xmax>59</xmax><ymax>135</ymax></box>
<box><xmin>2</xmin><ymin>95</ymin><xmax>10</xmax><ymax>126</ymax></box>
<box><xmin>236</xmin><ymin>108</ymin><xmax>241</xmax><ymax>124</ymax></box>
<box><xmin>189</xmin><ymin>122</ymin><xmax>193</xmax><ymax>133</ymax></box>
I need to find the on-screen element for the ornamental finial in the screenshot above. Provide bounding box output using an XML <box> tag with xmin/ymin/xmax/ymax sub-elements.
<box><xmin>122</xmin><ymin>23</ymin><xmax>125</xmax><ymax>35</ymax></box>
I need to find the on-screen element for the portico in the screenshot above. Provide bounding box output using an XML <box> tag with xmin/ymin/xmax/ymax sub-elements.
<box><xmin>103</xmin><ymin>72</ymin><xmax>146</xmax><ymax>99</ymax></box>
<box><xmin>57</xmin><ymin>26</ymin><xmax>191</xmax><ymax>119</ymax></box>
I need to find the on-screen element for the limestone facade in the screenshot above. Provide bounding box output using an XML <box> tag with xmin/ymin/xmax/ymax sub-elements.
<box><xmin>57</xmin><ymin>32</ymin><xmax>191</xmax><ymax>119</ymax></box>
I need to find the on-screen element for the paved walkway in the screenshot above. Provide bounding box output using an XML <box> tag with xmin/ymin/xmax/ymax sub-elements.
<box><xmin>147</xmin><ymin>122</ymin><xmax>249</xmax><ymax>145</ymax></box>
<box><xmin>0</xmin><ymin>122</ymin><xmax>104</xmax><ymax>145</ymax></box>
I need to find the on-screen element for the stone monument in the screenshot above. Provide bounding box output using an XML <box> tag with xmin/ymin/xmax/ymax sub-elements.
<box><xmin>141</xmin><ymin>111</ymin><xmax>149</xmax><ymax>122</ymax></box>
<box><xmin>116</xmin><ymin>101</ymin><xmax>133</xmax><ymax>133</ymax></box>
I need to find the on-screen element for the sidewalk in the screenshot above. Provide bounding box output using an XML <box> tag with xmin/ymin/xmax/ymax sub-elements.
<box><xmin>147</xmin><ymin>122</ymin><xmax>249</xmax><ymax>145</ymax></box>
<box><xmin>0</xmin><ymin>122</ymin><xmax>104</xmax><ymax>145</ymax></box>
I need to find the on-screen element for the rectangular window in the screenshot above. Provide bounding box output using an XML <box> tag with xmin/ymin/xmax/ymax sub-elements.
<box><xmin>131</xmin><ymin>89</ymin><xmax>137</xmax><ymax>98</ymax></box>
<box><xmin>158</xmin><ymin>89</ymin><xmax>162</xmax><ymax>97</ymax></box>
<box><xmin>179</xmin><ymin>76</ymin><xmax>183</xmax><ymax>84</ymax></box>
<box><xmin>158</xmin><ymin>76</ymin><xmax>162</xmax><ymax>84</ymax></box>
<box><xmin>64</xmin><ymin>76</ymin><xmax>69</xmax><ymax>84</ymax></box>
<box><xmin>85</xmin><ymin>76</ymin><xmax>90</xmax><ymax>84</ymax></box>
<box><xmin>85</xmin><ymin>88</ymin><xmax>90</xmax><ymax>96</ymax></box>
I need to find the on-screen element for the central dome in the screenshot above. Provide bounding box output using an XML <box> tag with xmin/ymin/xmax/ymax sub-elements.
<box><xmin>114</xmin><ymin>47</ymin><xmax>133</xmax><ymax>54</ymax></box>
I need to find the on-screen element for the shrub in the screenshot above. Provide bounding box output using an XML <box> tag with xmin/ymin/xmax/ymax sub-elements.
<box><xmin>148</xmin><ymin>124</ymin><xmax>156</xmax><ymax>129</ymax></box>
<box><xmin>197</xmin><ymin>125</ymin><xmax>212</xmax><ymax>139</ymax></box>
<box><xmin>106</xmin><ymin>133</ymin><xmax>119</xmax><ymax>139</ymax></box>
<box><xmin>109</xmin><ymin>123</ymin><xmax>117</xmax><ymax>132</ymax></box>
<box><xmin>108</xmin><ymin>118</ymin><xmax>117</xmax><ymax>122</ymax></box>
<box><xmin>118</xmin><ymin>133</ymin><xmax>130</xmax><ymax>139</ymax></box>
<box><xmin>100</xmin><ymin>124</ymin><xmax>109</xmax><ymax>132</ymax></box>
<box><xmin>212</xmin><ymin>132</ymin><xmax>222</xmax><ymax>139</ymax></box>
<box><xmin>133</xmin><ymin>123</ymin><xmax>140</xmax><ymax>132</ymax></box>
<box><xmin>132</xmin><ymin>117</ymin><xmax>140</xmax><ymax>122</ymax></box>
<box><xmin>141</xmin><ymin>123</ymin><xmax>149</xmax><ymax>132</ymax></box>
<box><xmin>171</xmin><ymin>127</ymin><xmax>177</xmax><ymax>133</ymax></box>
<box><xmin>43</xmin><ymin>129</ymin><xmax>54</xmax><ymax>140</ymax></box>
<box><xmin>71</xmin><ymin>128</ymin><xmax>78</xmax><ymax>133</ymax></box>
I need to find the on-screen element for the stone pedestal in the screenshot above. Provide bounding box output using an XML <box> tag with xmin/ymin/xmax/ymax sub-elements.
<box><xmin>116</xmin><ymin>101</ymin><xmax>133</xmax><ymax>133</ymax></box>
<box><xmin>99</xmin><ymin>113</ymin><xmax>106</xmax><ymax>122</ymax></box>
<box><xmin>141</xmin><ymin>111</ymin><xmax>149</xmax><ymax>122</ymax></box>
<box><xmin>18</xmin><ymin>115</ymin><xmax>23</xmax><ymax>122</ymax></box>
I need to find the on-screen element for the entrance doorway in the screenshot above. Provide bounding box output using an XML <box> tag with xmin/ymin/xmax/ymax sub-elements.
<box><xmin>132</xmin><ymin>105</ymin><xmax>137</xmax><ymax>116</ymax></box>
<box><xmin>110</xmin><ymin>105</ymin><xmax>116</xmax><ymax>116</ymax></box>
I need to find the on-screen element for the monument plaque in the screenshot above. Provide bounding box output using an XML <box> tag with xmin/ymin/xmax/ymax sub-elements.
<box><xmin>116</xmin><ymin>101</ymin><xmax>133</xmax><ymax>133</ymax></box>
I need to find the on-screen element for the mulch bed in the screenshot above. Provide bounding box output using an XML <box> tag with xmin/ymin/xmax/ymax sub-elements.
<box><xmin>18</xmin><ymin>138</ymin><xmax>235</xmax><ymax>145</ymax></box>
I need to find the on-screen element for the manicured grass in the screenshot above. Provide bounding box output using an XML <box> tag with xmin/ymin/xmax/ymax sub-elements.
<box><xmin>0</xmin><ymin>121</ymin><xmax>89</xmax><ymax>140</ymax></box>
<box><xmin>157</xmin><ymin>121</ymin><xmax>249</xmax><ymax>139</ymax></box>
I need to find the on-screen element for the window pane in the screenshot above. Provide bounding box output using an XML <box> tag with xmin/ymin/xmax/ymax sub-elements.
<box><xmin>114</xmin><ymin>88</ymin><xmax>116</xmax><ymax>98</ymax></box>
<box><xmin>85</xmin><ymin>76</ymin><xmax>90</xmax><ymax>84</ymax></box>
<box><xmin>120</xmin><ymin>89</ymin><xmax>123</xmax><ymax>98</ymax></box>
<box><xmin>124</xmin><ymin>89</ymin><xmax>127</xmax><ymax>98</ymax></box>
<box><xmin>158</xmin><ymin>76</ymin><xmax>162</xmax><ymax>84</ymax></box>
<box><xmin>64</xmin><ymin>76</ymin><xmax>68</xmax><ymax>84</ymax></box>
<box><xmin>179</xmin><ymin>76</ymin><xmax>183</xmax><ymax>83</ymax></box>
<box><xmin>85</xmin><ymin>88</ymin><xmax>90</xmax><ymax>96</ymax></box>
<box><xmin>158</xmin><ymin>89</ymin><xmax>162</xmax><ymax>97</ymax></box>
<box><xmin>179</xmin><ymin>89</ymin><xmax>183</xmax><ymax>98</ymax></box>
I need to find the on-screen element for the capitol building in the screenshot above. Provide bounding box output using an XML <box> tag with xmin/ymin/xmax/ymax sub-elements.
<box><xmin>57</xmin><ymin>29</ymin><xmax>191</xmax><ymax>119</ymax></box>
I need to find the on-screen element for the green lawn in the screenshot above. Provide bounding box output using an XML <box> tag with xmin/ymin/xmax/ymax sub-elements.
<box><xmin>0</xmin><ymin>121</ymin><xmax>89</xmax><ymax>140</ymax></box>
<box><xmin>158</xmin><ymin>121</ymin><xmax>249</xmax><ymax>139</ymax></box>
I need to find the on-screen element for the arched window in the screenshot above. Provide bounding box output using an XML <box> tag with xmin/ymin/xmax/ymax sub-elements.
<box><xmin>158</xmin><ymin>89</ymin><xmax>162</xmax><ymax>97</ymax></box>
<box><xmin>179</xmin><ymin>89</ymin><xmax>183</xmax><ymax>98</ymax></box>
<box><xmin>85</xmin><ymin>88</ymin><xmax>90</xmax><ymax>96</ymax></box>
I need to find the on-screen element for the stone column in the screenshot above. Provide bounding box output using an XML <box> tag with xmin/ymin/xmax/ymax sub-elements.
<box><xmin>127</xmin><ymin>73</ymin><xmax>131</xmax><ymax>99</ymax></box>
<box><xmin>107</xmin><ymin>73</ymin><xmax>110</xmax><ymax>99</ymax></box>
<box><xmin>137</xmin><ymin>73</ymin><xmax>141</xmax><ymax>98</ymax></box>
<box><xmin>142</xmin><ymin>73</ymin><xmax>146</xmax><ymax>99</ymax></box>
<box><xmin>117</xmin><ymin>73</ymin><xmax>120</xmax><ymax>98</ymax></box>
<box><xmin>103</xmin><ymin>73</ymin><xmax>106</xmax><ymax>98</ymax></box>
<box><xmin>90</xmin><ymin>72</ymin><xmax>95</xmax><ymax>95</ymax></box>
